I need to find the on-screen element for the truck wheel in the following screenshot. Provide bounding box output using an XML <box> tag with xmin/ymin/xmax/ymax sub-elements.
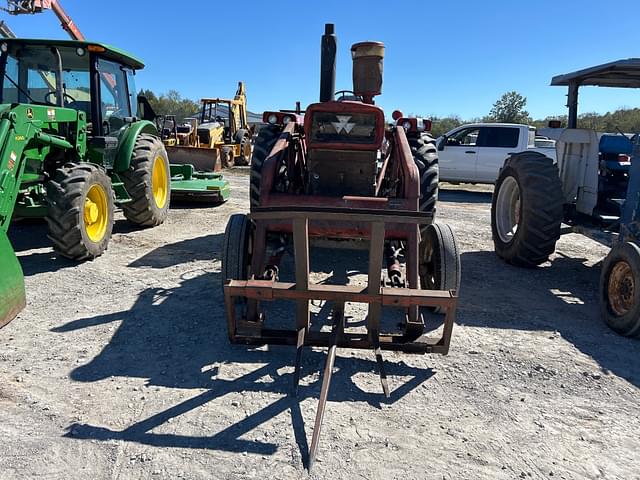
<box><xmin>222</xmin><ymin>213</ymin><xmax>253</xmax><ymax>283</ymax></box>
<box><xmin>250</xmin><ymin>125</ymin><xmax>280</xmax><ymax>209</ymax></box>
<box><xmin>408</xmin><ymin>133</ymin><xmax>439</xmax><ymax>227</ymax></box>
<box><xmin>235</xmin><ymin>129</ymin><xmax>252</xmax><ymax>166</ymax></box>
<box><xmin>420</xmin><ymin>223</ymin><xmax>461</xmax><ymax>313</ymax></box>
<box><xmin>121</xmin><ymin>133</ymin><xmax>170</xmax><ymax>227</ymax></box>
<box><xmin>600</xmin><ymin>241</ymin><xmax>640</xmax><ymax>337</ymax></box>
<box><xmin>491</xmin><ymin>152</ymin><xmax>563</xmax><ymax>267</ymax></box>
<box><xmin>46</xmin><ymin>163</ymin><xmax>114</xmax><ymax>260</ymax></box>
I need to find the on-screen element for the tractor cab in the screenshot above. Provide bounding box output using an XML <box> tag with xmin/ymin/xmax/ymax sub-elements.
<box><xmin>0</xmin><ymin>38</ymin><xmax>144</xmax><ymax>139</ymax></box>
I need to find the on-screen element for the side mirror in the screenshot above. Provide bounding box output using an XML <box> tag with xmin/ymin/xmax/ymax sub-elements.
<box><xmin>137</xmin><ymin>95</ymin><xmax>157</xmax><ymax>122</ymax></box>
<box><xmin>438</xmin><ymin>135</ymin><xmax>447</xmax><ymax>151</ymax></box>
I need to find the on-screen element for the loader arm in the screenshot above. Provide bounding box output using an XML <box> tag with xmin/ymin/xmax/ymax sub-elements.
<box><xmin>0</xmin><ymin>103</ymin><xmax>79</xmax><ymax>327</ymax></box>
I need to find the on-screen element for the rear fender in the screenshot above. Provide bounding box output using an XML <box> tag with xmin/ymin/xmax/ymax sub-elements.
<box><xmin>114</xmin><ymin>120</ymin><xmax>159</xmax><ymax>172</ymax></box>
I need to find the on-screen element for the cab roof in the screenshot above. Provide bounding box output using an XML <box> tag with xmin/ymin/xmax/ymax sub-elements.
<box><xmin>1</xmin><ymin>38</ymin><xmax>145</xmax><ymax>70</ymax></box>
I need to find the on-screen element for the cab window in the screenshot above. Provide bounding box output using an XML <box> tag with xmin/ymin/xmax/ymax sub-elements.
<box><xmin>98</xmin><ymin>58</ymin><xmax>130</xmax><ymax>135</ymax></box>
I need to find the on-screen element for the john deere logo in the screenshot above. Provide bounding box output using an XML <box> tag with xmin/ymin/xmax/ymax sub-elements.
<box><xmin>26</xmin><ymin>108</ymin><xmax>33</xmax><ymax>119</ymax></box>
<box><xmin>331</xmin><ymin>115</ymin><xmax>356</xmax><ymax>134</ymax></box>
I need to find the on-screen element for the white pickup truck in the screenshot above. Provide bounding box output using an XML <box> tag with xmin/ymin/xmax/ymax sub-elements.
<box><xmin>436</xmin><ymin>123</ymin><xmax>555</xmax><ymax>184</ymax></box>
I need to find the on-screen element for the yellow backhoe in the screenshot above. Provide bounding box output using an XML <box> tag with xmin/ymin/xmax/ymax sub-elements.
<box><xmin>166</xmin><ymin>82</ymin><xmax>252</xmax><ymax>171</ymax></box>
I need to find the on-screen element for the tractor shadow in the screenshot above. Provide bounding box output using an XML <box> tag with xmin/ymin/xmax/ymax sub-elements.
<box><xmin>458</xmin><ymin>250</ymin><xmax>640</xmax><ymax>388</ymax></box>
<box><xmin>127</xmin><ymin>233</ymin><xmax>223</xmax><ymax>269</ymax></box>
<box><xmin>53</xmin><ymin>249</ymin><xmax>435</xmax><ymax>466</ymax></box>
<box><xmin>8</xmin><ymin>221</ymin><xmax>77</xmax><ymax>276</ymax></box>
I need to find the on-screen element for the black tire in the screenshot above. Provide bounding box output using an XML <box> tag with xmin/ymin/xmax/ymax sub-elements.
<box><xmin>599</xmin><ymin>241</ymin><xmax>640</xmax><ymax>337</ymax></box>
<box><xmin>121</xmin><ymin>133</ymin><xmax>171</xmax><ymax>227</ymax></box>
<box><xmin>408</xmin><ymin>133</ymin><xmax>439</xmax><ymax>226</ymax></box>
<box><xmin>222</xmin><ymin>214</ymin><xmax>252</xmax><ymax>284</ymax></box>
<box><xmin>420</xmin><ymin>223</ymin><xmax>461</xmax><ymax>291</ymax></box>
<box><xmin>491</xmin><ymin>152</ymin><xmax>563</xmax><ymax>267</ymax></box>
<box><xmin>46</xmin><ymin>163</ymin><xmax>114</xmax><ymax>260</ymax></box>
<box><xmin>221</xmin><ymin>146</ymin><xmax>234</xmax><ymax>169</ymax></box>
<box><xmin>250</xmin><ymin>125</ymin><xmax>280</xmax><ymax>209</ymax></box>
<box><xmin>234</xmin><ymin>129</ymin><xmax>252</xmax><ymax>166</ymax></box>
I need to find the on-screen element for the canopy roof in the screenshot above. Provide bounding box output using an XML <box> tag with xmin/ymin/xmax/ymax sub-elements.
<box><xmin>551</xmin><ymin>58</ymin><xmax>640</xmax><ymax>88</ymax></box>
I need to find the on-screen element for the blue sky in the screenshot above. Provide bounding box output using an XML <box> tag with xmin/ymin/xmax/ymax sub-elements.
<box><xmin>3</xmin><ymin>0</ymin><xmax>639</xmax><ymax>120</ymax></box>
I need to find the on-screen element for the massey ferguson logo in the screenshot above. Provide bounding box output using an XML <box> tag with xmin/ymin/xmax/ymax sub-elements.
<box><xmin>331</xmin><ymin>115</ymin><xmax>356</xmax><ymax>134</ymax></box>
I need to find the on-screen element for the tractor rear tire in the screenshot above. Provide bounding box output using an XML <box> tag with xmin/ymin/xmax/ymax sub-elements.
<box><xmin>599</xmin><ymin>241</ymin><xmax>640</xmax><ymax>337</ymax></box>
<box><xmin>491</xmin><ymin>152</ymin><xmax>563</xmax><ymax>267</ymax></box>
<box><xmin>222</xmin><ymin>213</ymin><xmax>252</xmax><ymax>283</ymax></box>
<box><xmin>121</xmin><ymin>133</ymin><xmax>171</xmax><ymax>227</ymax></box>
<box><xmin>46</xmin><ymin>163</ymin><xmax>115</xmax><ymax>260</ymax></box>
<box><xmin>235</xmin><ymin>129</ymin><xmax>252</xmax><ymax>166</ymax></box>
<box><xmin>420</xmin><ymin>223</ymin><xmax>461</xmax><ymax>313</ymax></box>
<box><xmin>409</xmin><ymin>133</ymin><xmax>439</xmax><ymax>226</ymax></box>
<box><xmin>250</xmin><ymin>125</ymin><xmax>280</xmax><ymax>209</ymax></box>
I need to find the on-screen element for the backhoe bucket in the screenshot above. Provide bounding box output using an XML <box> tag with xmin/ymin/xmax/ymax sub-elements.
<box><xmin>0</xmin><ymin>229</ymin><xmax>25</xmax><ymax>328</ymax></box>
<box><xmin>167</xmin><ymin>146</ymin><xmax>221</xmax><ymax>172</ymax></box>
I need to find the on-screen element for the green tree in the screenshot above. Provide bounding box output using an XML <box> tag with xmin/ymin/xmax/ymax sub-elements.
<box><xmin>430</xmin><ymin>115</ymin><xmax>463</xmax><ymax>137</ymax></box>
<box><xmin>488</xmin><ymin>91</ymin><xmax>531</xmax><ymax>124</ymax></box>
<box><xmin>139</xmin><ymin>89</ymin><xmax>199</xmax><ymax>122</ymax></box>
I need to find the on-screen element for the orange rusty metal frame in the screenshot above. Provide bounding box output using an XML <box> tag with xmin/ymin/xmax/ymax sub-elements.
<box><xmin>223</xmin><ymin>208</ymin><xmax>458</xmax><ymax>355</ymax></box>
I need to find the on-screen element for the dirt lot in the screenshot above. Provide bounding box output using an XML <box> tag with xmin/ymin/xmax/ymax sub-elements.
<box><xmin>1</xmin><ymin>171</ymin><xmax>639</xmax><ymax>480</ymax></box>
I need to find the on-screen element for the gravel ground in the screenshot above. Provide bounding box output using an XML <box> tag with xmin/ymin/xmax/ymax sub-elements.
<box><xmin>1</xmin><ymin>171</ymin><xmax>639</xmax><ymax>480</ymax></box>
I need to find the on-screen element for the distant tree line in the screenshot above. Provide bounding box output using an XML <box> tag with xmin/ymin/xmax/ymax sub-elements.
<box><xmin>139</xmin><ymin>89</ymin><xmax>199</xmax><ymax>122</ymax></box>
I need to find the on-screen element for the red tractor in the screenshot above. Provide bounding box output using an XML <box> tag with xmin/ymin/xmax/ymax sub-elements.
<box><xmin>222</xmin><ymin>24</ymin><xmax>460</xmax><ymax>468</ymax></box>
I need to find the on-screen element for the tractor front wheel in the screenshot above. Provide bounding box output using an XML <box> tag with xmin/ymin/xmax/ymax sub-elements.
<box><xmin>600</xmin><ymin>241</ymin><xmax>640</xmax><ymax>337</ymax></box>
<box><xmin>420</xmin><ymin>223</ymin><xmax>461</xmax><ymax>314</ymax></box>
<box><xmin>121</xmin><ymin>133</ymin><xmax>171</xmax><ymax>226</ymax></box>
<box><xmin>46</xmin><ymin>163</ymin><xmax>115</xmax><ymax>260</ymax></box>
<box><xmin>222</xmin><ymin>214</ymin><xmax>253</xmax><ymax>284</ymax></box>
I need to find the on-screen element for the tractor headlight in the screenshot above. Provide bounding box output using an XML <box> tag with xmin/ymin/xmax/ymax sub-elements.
<box><xmin>76</xmin><ymin>47</ymin><xmax>86</xmax><ymax>57</ymax></box>
<box><xmin>267</xmin><ymin>113</ymin><xmax>278</xmax><ymax>124</ymax></box>
<box><xmin>0</xmin><ymin>43</ymin><xmax>7</xmax><ymax>53</ymax></box>
<box><xmin>282</xmin><ymin>115</ymin><xmax>292</xmax><ymax>125</ymax></box>
<box><xmin>402</xmin><ymin>120</ymin><xmax>412</xmax><ymax>130</ymax></box>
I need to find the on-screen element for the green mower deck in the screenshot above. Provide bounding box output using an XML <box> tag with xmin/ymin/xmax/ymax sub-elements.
<box><xmin>170</xmin><ymin>165</ymin><xmax>230</xmax><ymax>202</ymax></box>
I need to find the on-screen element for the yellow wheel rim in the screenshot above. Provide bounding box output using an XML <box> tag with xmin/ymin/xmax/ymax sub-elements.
<box><xmin>152</xmin><ymin>155</ymin><xmax>168</xmax><ymax>209</ymax></box>
<box><xmin>84</xmin><ymin>184</ymin><xmax>109</xmax><ymax>243</ymax></box>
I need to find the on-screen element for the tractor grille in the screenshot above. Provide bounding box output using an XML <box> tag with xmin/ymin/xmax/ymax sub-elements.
<box><xmin>307</xmin><ymin>149</ymin><xmax>377</xmax><ymax>196</ymax></box>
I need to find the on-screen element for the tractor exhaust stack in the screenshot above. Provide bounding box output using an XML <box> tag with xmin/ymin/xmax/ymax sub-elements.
<box><xmin>319</xmin><ymin>23</ymin><xmax>336</xmax><ymax>102</ymax></box>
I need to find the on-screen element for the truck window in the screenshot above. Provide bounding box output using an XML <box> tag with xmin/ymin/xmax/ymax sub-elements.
<box><xmin>477</xmin><ymin>127</ymin><xmax>519</xmax><ymax>148</ymax></box>
<box><xmin>446</xmin><ymin>127</ymin><xmax>480</xmax><ymax>146</ymax></box>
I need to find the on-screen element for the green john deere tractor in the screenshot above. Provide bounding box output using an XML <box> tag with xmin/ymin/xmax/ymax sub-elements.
<box><xmin>0</xmin><ymin>38</ymin><xmax>228</xmax><ymax>328</ymax></box>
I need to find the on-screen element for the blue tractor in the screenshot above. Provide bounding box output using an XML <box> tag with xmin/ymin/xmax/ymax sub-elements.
<box><xmin>491</xmin><ymin>59</ymin><xmax>640</xmax><ymax>337</ymax></box>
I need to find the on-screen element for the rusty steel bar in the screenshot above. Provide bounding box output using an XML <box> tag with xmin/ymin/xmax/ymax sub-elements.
<box><xmin>292</xmin><ymin>217</ymin><xmax>311</xmax><ymax>395</ymax></box>
<box><xmin>308</xmin><ymin>310</ymin><xmax>342</xmax><ymax>470</ymax></box>
<box><xmin>225</xmin><ymin>280</ymin><xmax>455</xmax><ymax>308</ymax></box>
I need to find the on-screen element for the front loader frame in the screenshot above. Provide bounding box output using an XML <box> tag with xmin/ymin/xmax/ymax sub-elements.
<box><xmin>224</xmin><ymin>207</ymin><xmax>457</xmax><ymax>468</ymax></box>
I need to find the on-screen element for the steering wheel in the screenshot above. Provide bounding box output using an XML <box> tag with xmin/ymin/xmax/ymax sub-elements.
<box><xmin>44</xmin><ymin>91</ymin><xmax>77</xmax><ymax>106</ymax></box>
